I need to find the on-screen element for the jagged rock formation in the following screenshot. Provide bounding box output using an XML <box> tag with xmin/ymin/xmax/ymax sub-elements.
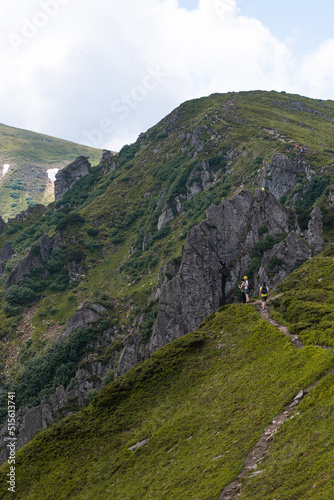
<box><xmin>6</xmin><ymin>204</ymin><xmax>45</xmax><ymax>227</ymax></box>
<box><xmin>260</xmin><ymin>153</ymin><xmax>314</xmax><ymax>202</ymax></box>
<box><xmin>54</xmin><ymin>156</ymin><xmax>91</xmax><ymax>202</ymax></box>
<box><xmin>117</xmin><ymin>188</ymin><xmax>324</xmax><ymax>376</ymax></box>
<box><xmin>0</xmin><ymin>300</ymin><xmax>113</xmax><ymax>464</ymax></box>
<box><xmin>0</xmin><ymin>242</ymin><xmax>13</xmax><ymax>275</ymax></box>
<box><xmin>99</xmin><ymin>149</ymin><xmax>116</xmax><ymax>174</ymax></box>
<box><xmin>3</xmin><ymin>235</ymin><xmax>52</xmax><ymax>289</ymax></box>
<box><xmin>0</xmin><ymin>356</ymin><xmax>114</xmax><ymax>465</ymax></box>
<box><xmin>306</xmin><ymin>206</ymin><xmax>324</xmax><ymax>253</ymax></box>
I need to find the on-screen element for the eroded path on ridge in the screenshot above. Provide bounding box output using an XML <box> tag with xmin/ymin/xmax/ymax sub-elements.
<box><xmin>219</xmin><ymin>299</ymin><xmax>334</xmax><ymax>500</ymax></box>
<box><xmin>253</xmin><ymin>297</ymin><xmax>305</xmax><ymax>349</ymax></box>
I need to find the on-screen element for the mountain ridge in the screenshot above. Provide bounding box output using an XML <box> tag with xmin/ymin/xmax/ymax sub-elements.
<box><xmin>0</xmin><ymin>90</ymin><xmax>334</xmax><ymax>498</ymax></box>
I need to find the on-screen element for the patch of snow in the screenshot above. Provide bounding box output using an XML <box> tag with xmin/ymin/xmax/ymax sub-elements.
<box><xmin>47</xmin><ymin>168</ymin><xmax>59</xmax><ymax>182</ymax></box>
<box><xmin>2</xmin><ymin>164</ymin><xmax>10</xmax><ymax>176</ymax></box>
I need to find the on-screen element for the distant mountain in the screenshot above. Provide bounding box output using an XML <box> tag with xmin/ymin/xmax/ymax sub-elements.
<box><xmin>1</xmin><ymin>90</ymin><xmax>334</xmax><ymax>498</ymax></box>
<box><xmin>0</xmin><ymin>122</ymin><xmax>103</xmax><ymax>220</ymax></box>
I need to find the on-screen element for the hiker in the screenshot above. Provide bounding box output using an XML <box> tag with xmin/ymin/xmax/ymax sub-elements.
<box><xmin>240</xmin><ymin>280</ymin><xmax>246</xmax><ymax>304</ymax></box>
<box><xmin>238</xmin><ymin>276</ymin><xmax>250</xmax><ymax>303</ymax></box>
<box><xmin>259</xmin><ymin>282</ymin><xmax>269</xmax><ymax>311</ymax></box>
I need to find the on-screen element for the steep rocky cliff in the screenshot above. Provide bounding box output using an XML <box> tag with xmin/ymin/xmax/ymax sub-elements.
<box><xmin>117</xmin><ymin>188</ymin><xmax>323</xmax><ymax>376</ymax></box>
<box><xmin>260</xmin><ymin>153</ymin><xmax>314</xmax><ymax>202</ymax></box>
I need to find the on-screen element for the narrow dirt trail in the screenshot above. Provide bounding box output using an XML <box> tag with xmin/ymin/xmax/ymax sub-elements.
<box><xmin>219</xmin><ymin>300</ymin><xmax>334</xmax><ymax>500</ymax></box>
<box><xmin>253</xmin><ymin>297</ymin><xmax>305</xmax><ymax>349</ymax></box>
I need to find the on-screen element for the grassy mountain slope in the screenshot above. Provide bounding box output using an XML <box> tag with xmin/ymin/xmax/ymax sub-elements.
<box><xmin>0</xmin><ymin>92</ymin><xmax>333</xmax><ymax>382</ymax></box>
<box><xmin>0</xmin><ymin>90</ymin><xmax>334</xmax><ymax>497</ymax></box>
<box><xmin>0</xmin><ymin>91</ymin><xmax>334</xmax><ymax>412</ymax></box>
<box><xmin>0</xmin><ymin>122</ymin><xmax>102</xmax><ymax>220</ymax></box>
<box><xmin>1</xmin><ymin>304</ymin><xmax>333</xmax><ymax>499</ymax></box>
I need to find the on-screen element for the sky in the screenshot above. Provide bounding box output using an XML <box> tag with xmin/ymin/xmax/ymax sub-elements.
<box><xmin>1</xmin><ymin>0</ymin><xmax>334</xmax><ymax>152</ymax></box>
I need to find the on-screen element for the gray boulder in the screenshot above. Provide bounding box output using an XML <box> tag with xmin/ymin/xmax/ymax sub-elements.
<box><xmin>61</xmin><ymin>302</ymin><xmax>107</xmax><ymax>338</ymax></box>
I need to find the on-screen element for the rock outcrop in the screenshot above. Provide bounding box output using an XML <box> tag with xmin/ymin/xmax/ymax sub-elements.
<box><xmin>54</xmin><ymin>156</ymin><xmax>91</xmax><ymax>202</ymax></box>
<box><xmin>306</xmin><ymin>207</ymin><xmax>324</xmax><ymax>253</ymax></box>
<box><xmin>0</xmin><ymin>355</ymin><xmax>114</xmax><ymax>465</ymax></box>
<box><xmin>0</xmin><ymin>241</ymin><xmax>13</xmax><ymax>262</ymax></box>
<box><xmin>186</xmin><ymin>160</ymin><xmax>211</xmax><ymax>199</ymax></box>
<box><xmin>117</xmin><ymin>188</ymin><xmax>324</xmax><ymax>376</ymax></box>
<box><xmin>260</xmin><ymin>153</ymin><xmax>314</xmax><ymax>201</ymax></box>
<box><xmin>61</xmin><ymin>302</ymin><xmax>108</xmax><ymax>338</ymax></box>
<box><xmin>99</xmin><ymin>149</ymin><xmax>116</xmax><ymax>174</ymax></box>
<box><xmin>0</xmin><ymin>216</ymin><xmax>4</xmax><ymax>234</ymax></box>
<box><xmin>157</xmin><ymin>205</ymin><xmax>174</xmax><ymax>230</ymax></box>
<box><xmin>3</xmin><ymin>235</ymin><xmax>52</xmax><ymax>289</ymax></box>
<box><xmin>0</xmin><ymin>241</ymin><xmax>14</xmax><ymax>276</ymax></box>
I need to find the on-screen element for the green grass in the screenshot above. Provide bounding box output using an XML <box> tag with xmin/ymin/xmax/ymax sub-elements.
<box><xmin>2</xmin><ymin>305</ymin><xmax>334</xmax><ymax>499</ymax></box>
<box><xmin>271</xmin><ymin>251</ymin><xmax>334</xmax><ymax>347</ymax></box>
<box><xmin>239</xmin><ymin>373</ymin><xmax>334</xmax><ymax>499</ymax></box>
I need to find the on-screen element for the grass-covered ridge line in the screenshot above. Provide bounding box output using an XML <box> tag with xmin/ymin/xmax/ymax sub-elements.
<box><xmin>2</xmin><ymin>305</ymin><xmax>334</xmax><ymax>499</ymax></box>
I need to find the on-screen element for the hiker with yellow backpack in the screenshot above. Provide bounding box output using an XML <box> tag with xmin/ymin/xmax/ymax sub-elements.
<box><xmin>259</xmin><ymin>282</ymin><xmax>269</xmax><ymax>311</ymax></box>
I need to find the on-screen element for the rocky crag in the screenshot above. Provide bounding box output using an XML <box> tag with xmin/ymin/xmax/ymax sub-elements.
<box><xmin>0</xmin><ymin>349</ymin><xmax>114</xmax><ymax>464</ymax></box>
<box><xmin>54</xmin><ymin>156</ymin><xmax>91</xmax><ymax>202</ymax></box>
<box><xmin>260</xmin><ymin>152</ymin><xmax>314</xmax><ymax>202</ymax></box>
<box><xmin>117</xmin><ymin>185</ymin><xmax>323</xmax><ymax>377</ymax></box>
<box><xmin>0</xmin><ymin>300</ymin><xmax>116</xmax><ymax>464</ymax></box>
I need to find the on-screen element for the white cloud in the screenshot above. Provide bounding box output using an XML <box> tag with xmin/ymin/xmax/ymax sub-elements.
<box><xmin>0</xmin><ymin>0</ymin><xmax>333</xmax><ymax>152</ymax></box>
<box><xmin>299</xmin><ymin>39</ymin><xmax>334</xmax><ymax>97</ymax></box>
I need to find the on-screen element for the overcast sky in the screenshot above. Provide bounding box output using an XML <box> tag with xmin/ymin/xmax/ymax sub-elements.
<box><xmin>1</xmin><ymin>0</ymin><xmax>334</xmax><ymax>152</ymax></box>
